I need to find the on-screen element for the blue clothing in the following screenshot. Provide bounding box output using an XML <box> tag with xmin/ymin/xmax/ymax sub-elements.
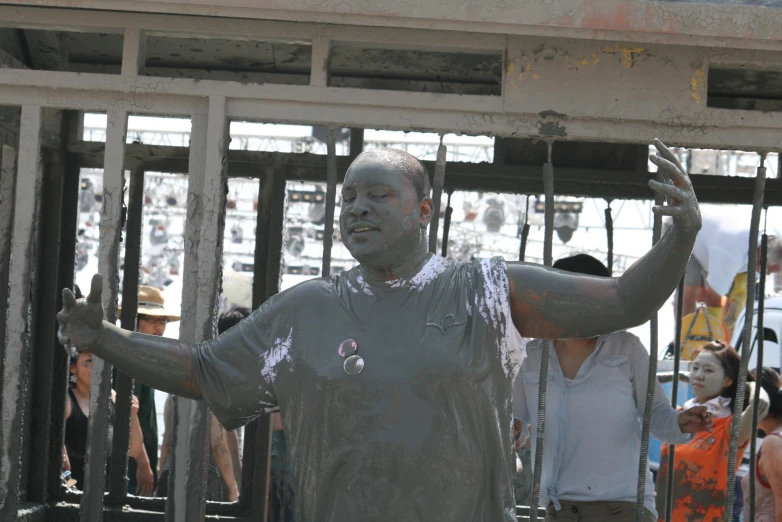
<box><xmin>512</xmin><ymin>331</ymin><xmax>690</xmax><ymax>518</ymax></box>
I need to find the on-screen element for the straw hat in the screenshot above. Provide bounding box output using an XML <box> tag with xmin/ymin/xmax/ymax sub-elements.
<box><xmin>118</xmin><ymin>285</ymin><xmax>181</xmax><ymax>322</ymax></box>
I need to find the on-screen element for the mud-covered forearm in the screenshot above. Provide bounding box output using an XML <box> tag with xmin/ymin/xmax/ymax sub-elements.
<box><xmin>94</xmin><ymin>321</ymin><xmax>202</xmax><ymax>399</ymax></box>
<box><xmin>616</xmin><ymin>221</ymin><xmax>697</xmax><ymax>327</ymax></box>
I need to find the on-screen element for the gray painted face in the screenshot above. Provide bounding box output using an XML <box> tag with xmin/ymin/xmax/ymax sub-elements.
<box><xmin>339</xmin><ymin>153</ymin><xmax>432</xmax><ymax>277</ymax></box>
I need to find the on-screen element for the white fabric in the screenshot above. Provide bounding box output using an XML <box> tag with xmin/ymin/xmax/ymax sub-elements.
<box><xmin>683</xmin><ymin>396</ymin><xmax>732</xmax><ymax>418</ymax></box>
<box><xmin>513</xmin><ymin>331</ymin><xmax>690</xmax><ymax>517</ymax></box>
<box><xmin>690</xmin><ymin>207</ymin><xmax>756</xmax><ymax>296</ymax></box>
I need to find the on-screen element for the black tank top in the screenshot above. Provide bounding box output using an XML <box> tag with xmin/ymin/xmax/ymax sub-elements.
<box><xmin>64</xmin><ymin>388</ymin><xmax>114</xmax><ymax>489</ymax></box>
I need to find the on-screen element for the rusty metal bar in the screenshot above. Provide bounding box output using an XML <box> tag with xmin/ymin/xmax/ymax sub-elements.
<box><xmin>519</xmin><ymin>195</ymin><xmax>530</xmax><ymax>262</ymax></box>
<box><xmin>82</xmin><ymin>105</ymin><xmax>128</xmax><ymax>521</ymax></box>
<box><xmin>663</xmin><ymin>276</ymin><xmax>685</xmax><ymax>522</ymax></box>
<box><xmin>440</xmin><ymin>190</ymin><xmax>453</xmax><ymax>257</ymax></box>
<box><xmin>428</xmin><ymin>137</ymin><xmax>446</xmax><ymax>254</ymax></box>
<box><xmin>0</xmin><ymin>145</ymin><xmax>16</xmax><ymax>381</ymax></box>
<box><xmin>253</xmin><ymin>168</ymin><xmax>287</xmax><ymax>521</ymax></box>
<box><xmin>725</xmin><ymin>152</ymin><xmax>767</xmax><ymax>522</ymax></box>
<box><xmin>28</xmin><ymin>122</ymin><xmax>81</xmax><ymax>504</ymax></box>
<box><xmin>748</xmin><ymin>227</ymin><xmax>768</xmax><ymax>522</ymax></box>
<box><xmin>529</xmin><ymin>144</ymin><xmax>554</xmax><ymax>522</ymax></box>
<box><xmin>604</xmin><ymin>201</ymin><xmax>614</xmax><ymax>275</ymax></box>
<box><xmin>636</xmin><ymin>193</ymin><xmax>663</xmax><ymax>522</ymax></box>
<box><xmin>321</xmin><ymin>128</ymin><xmax>337</xmax><ymax>277</ymax></box>
<box><xmin>349</xmin><ymin>128</ymin><xmax>364</xmax><ymax>158</ymax></box>
<box><xmin>107</xmin><ymin>164</ymin><xmax>145</xmax><ymax>504</ymax></box>
<box><xmin>166</xmin><ymin>107</ymin><xmax>208</xmax><ymax>520</ymax></box>
<box><xmin>0</xmin><ymin>106</ymin><xmax>43</xmax><ymax>519</ymax></box>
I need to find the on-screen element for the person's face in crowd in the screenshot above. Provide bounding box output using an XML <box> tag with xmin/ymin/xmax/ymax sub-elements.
<box><xmin>339</xmin><ymin>154</ymin><xmax>431</xmax><ymax>270</ymax></box>
<box><xmin>690</xmin><ymin>351</ymin><xmax>732</xmax><ymax>401</ymax></box>
<box><xmin>137</xmin><ymin>314</ymin><xmax>168</xmax><ymax>336</ymax></box>
<box><xmin>71</xmin><ymin>352</ymin><xmax>93</xmax><ymax>388</ymax></box>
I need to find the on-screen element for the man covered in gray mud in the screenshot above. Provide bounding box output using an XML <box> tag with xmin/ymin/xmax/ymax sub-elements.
<box><xmin>58</xmin><ymin>139</ymin><xmax>702</xmax><ymax>522</ymax></box>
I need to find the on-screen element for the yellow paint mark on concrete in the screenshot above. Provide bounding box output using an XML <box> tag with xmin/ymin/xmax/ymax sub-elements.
<box><xmin>507</xmin><ymin>62</ymin><xmax>516</xmax><ymax>74</ymax></box>
<box><xmin>532</xmin><ymin>73</ymin><xmax>539</xmax><ymax>80</ymax></box>
<box><xmin>690</xmin><ymin>68</ymin><xmax>705</xmax><ymax>104</ymax></box>
<box><xmin>592</xmin><ymin>51</ymin><xmax>600</xmax><ymax>66</ymax></box>
<box><xmin>518</xmin><ymin>61</ymin><xmax>534</xmax><ymax>81</ymax></box>
<box><xmin>602</xmin><ymin>45</ymin><xmax>646</xmax><ymax>68</ymax></box>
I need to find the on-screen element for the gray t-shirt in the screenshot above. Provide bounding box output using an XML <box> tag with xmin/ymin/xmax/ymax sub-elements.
<box><xmin>193</xmin><ymin>255</ymin><xmax>525</xmax><ymax>522</ymax></box>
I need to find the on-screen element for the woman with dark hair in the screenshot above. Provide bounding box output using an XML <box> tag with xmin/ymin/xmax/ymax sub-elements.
<box><xmin>656</xmin><ymin>342</ymin><xmax>770</xmax><ymax>521</ymax></box>
<box><xmin>514</xmin><ymin>254</ymin><xmax>712</xmax><ymax>522</ymax></box>
<box><xmin>743</xmin><ymin>367</ymin><xmax>782</xmax><ymax>521</ymax></box>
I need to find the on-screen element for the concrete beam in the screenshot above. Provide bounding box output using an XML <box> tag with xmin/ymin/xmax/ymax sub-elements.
<box><xmin>121</xmin><ymin>28</ymin><xmax>146</xmax><ymax>76</ymax></box>
<box><xmin>0</xmin><ymin>1</ymin><xmax>781</xmax><ymax>49</ymax></box>
<box><xmin>0</xmin><ymin>106</ymin><xmax>43</xmax><ymax>519</ymax></box>
<box><xmin>22</xmin><ymin>29</ymin><xmax>67</xmax><ymax>70</ymax></box>
<box><xmin>0</xmin><ymin>66</ymin><xmax>781</xmax><ymax>150</ymax></box>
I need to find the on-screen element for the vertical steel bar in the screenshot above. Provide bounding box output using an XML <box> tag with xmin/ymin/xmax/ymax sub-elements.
<box><xmin>636</xmin><ymin>193</ymin><xmax>663</xmax><ymax>522</ymax></box>
<box><xmin>519</xmin><ymin>196</ymin><xmax>530</xmax><ymax>262</ymax></box>
<box><xmin>349</xmin><ymin>128</ymin><xmax>364</xmax><ymax>158</ymax></box>
<box><xmin>440</xmin><ymin>190</ymin><xmax>453</xmax><ymax>258</ymax></box>
<box><xmin>167</xmin><ymin>106</ymin><xmax>208</xmax><ymax>521</ymax></box>
<box><xmin>321</xmin><ymin>128</ymin><xmax>337</xmax><ymax>277</ymax></box>
<box><xmin>605</xmin><ymin>202</ymin><xmax>614</xmax><ymax>275</ymax></box>
<box><xmin>82</xmin><ymin>105</ymin><xmax>128</xmax><ymax>521</ymax></box>
<box><xmin>529</xmin><ymin>146</ymin><xmax>554</xmax><ymax>522</ymax></box>
<box><xmin>252</xmin><ymin>168</ymin><xmax>287</xmax><ymax>522</ymax></box>
<box><xmin>0</xmin><ymin>145</ymin><xmax>16</xmax><ymax>373</ymax></box>
<box><xmin>724</xmin><ymin>153</ymin><xmax>767</xmax><ymax>522</ymax></box>
<box><xmin>107</xmin><ymin>164</ymin><xmax>145</xmax><ymax>504</ymax></box>
<box><xmin>664</xmin><ymin>276</ymin><xmax>685</xmax><ymax>522</ymax></box>
<box><xmin>428</xmin><ymin>138</ymin><xmax>446</xmax><ymax>254</ymax></box>
<box><xmin>748</xmin><ymin>229</ymin><xmax>768</xmax><ymax>522</ymax></box>
<box><xmin>0</xmin><ymin>105</ymin><xmax>43</xmax><ymax>519</ymax></box>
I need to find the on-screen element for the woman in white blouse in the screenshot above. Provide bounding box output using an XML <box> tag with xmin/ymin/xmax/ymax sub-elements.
<box><xmin>513</xmin><ymin>254</ymin><xmax>712</xmax><ymax>522</ymax></box>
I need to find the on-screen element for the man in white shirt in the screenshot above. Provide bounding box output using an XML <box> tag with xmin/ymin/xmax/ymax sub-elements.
<box><xmin>683</xmin><ymin>207</ymin><xmax>782</xmax><ymax>336</ymax></box>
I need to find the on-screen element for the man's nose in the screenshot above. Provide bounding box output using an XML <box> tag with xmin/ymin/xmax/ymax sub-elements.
<box><xmin>349</xmin><ymin>196</ymin><xmax>370</xmax><ymax>216</ymax></box>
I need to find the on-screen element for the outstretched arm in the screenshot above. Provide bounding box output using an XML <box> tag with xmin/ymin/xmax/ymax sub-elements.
<box><xmin>57</xmin><ymin>275</ymin><xmax>201</xmax><ymax>399</ymax></box>
<box><xmin>508</xmin><ymin>140</ymin><xmax>701</xmax><ymax>339</ymax></box>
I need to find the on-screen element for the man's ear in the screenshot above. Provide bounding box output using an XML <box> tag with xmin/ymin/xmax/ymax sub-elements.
<box><xmin>419</xmin><ymin>197</ymin><xmax>433</xmax><ymax>228</ymax></box>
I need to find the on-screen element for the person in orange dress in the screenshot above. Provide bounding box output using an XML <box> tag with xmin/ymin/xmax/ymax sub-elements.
<box><xmin>656</xmin><ymin>342</ymin><xmax>770</xmax><ymax>521</ymax></box>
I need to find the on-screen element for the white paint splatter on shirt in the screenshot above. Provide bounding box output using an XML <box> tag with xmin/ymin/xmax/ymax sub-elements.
<box><xmin>355</xmin><ymin>274</ymin><xmax>374</xmax><ymax>296</ymax></box>
<box><xmin>261</xmin><ymin>327</ymin><xmax>293</xmax><ymax>384</ymax></box>
<box><xmin>386</xmin><ymin>255</ymin><xmax>449</xmax><ymax>291</ymax></box>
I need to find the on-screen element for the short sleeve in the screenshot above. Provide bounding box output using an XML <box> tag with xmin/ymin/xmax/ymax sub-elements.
<box><xmin>192</xmin><ymin>301</ymin><xmax>290</xmax><ymax>431</ymax></box>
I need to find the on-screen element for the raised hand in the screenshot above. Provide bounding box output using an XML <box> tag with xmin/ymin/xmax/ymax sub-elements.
<box><xmin>56</xmin><ymin>274</ymin><xmax>104</xmax><ymax>357</ymax></box>
<box><xmin>648</xmin><ymin>138</ymin><xmax>702</xmax><ymax>233</ymax></box>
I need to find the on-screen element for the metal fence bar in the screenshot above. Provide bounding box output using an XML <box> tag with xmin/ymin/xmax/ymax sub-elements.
<box><xmin>81</xmin><ymin>105</ymin><xmax>127</xmax><ymax>521</ymax></box>
<box><xmin>428</xmin><ymin>138</ymin><xmax>447</xmax><ymax>254</ymax></box>
<box><xmin>605</xmin><ymin>201</ymin><xmax>614</xmax><ymax>275</ymax></box>
<box><xmin>321</xmin><ymin>128</ymin><xmax>337</xmax><ymax>277</ymax></box>
<box><xmin>252</xmin><ymin>168</ymin><xmax>287</xmax><ymax>521</ymax></box>
<box><xmin>519</xmin><ymin>195</ymin><xmax>530</xmax><ymax>262</ymax></box>
<box><xmin>529</xmin><ymin>146</ymin><xmax>554</xmax><ymax>522</ymax></box>
<box><xmin>748</xmin><ymin>229</ymin><xmax>768</xmax><ymax>521</ymax></box>
<box><xmin>107</xmin><ymin>164</ymin><xmax>145</xmax><ymax>504</ymax></box>
<box><xmin>724</xmin><ymin>152</ymin><xmax>767</xmax><ymax>522</ymax></box>
<box><xmin>28</xmin><ymin>117</ymin><xmax>81</xmax><ymax>504</ymax></box>
<box><xmin>636</xmin><ymin>193</ymin><xmax>663</xmax><ymax>522</ymax></box>
<box><xmin>0</xmin><ymin>105</ymin><xmax>43</xmax><ymax>519</ymax></box>
<box><xmin>664</xmin><ymin>276</ymin><xmax>685</xmax><ymax>522</ymax></box>
<box><xmin>440</xmin><ymin>190</ymin><xmax>453</xmax><ymax>257</ymax></box>
<box><xmin>167</xmin><ymin>106</ymin><xmax>208</xmax><ymax>521</ymax></box>
<box><xmin>0</xmin><ymin>144</ymin><xmax>16</xmax><ymax>384</ymax></box>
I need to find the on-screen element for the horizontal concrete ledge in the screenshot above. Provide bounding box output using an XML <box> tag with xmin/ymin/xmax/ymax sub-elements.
<box><xmin>1</xmin><ymin>0</ymin><xmax>781</xmax><ymax>48</ymax></box>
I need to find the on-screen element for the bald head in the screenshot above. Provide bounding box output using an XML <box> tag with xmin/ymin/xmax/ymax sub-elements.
<box><xmin>360</xmin><ymin>148</ymin><xmax>431</xmax><ymax>201</ymax></box>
